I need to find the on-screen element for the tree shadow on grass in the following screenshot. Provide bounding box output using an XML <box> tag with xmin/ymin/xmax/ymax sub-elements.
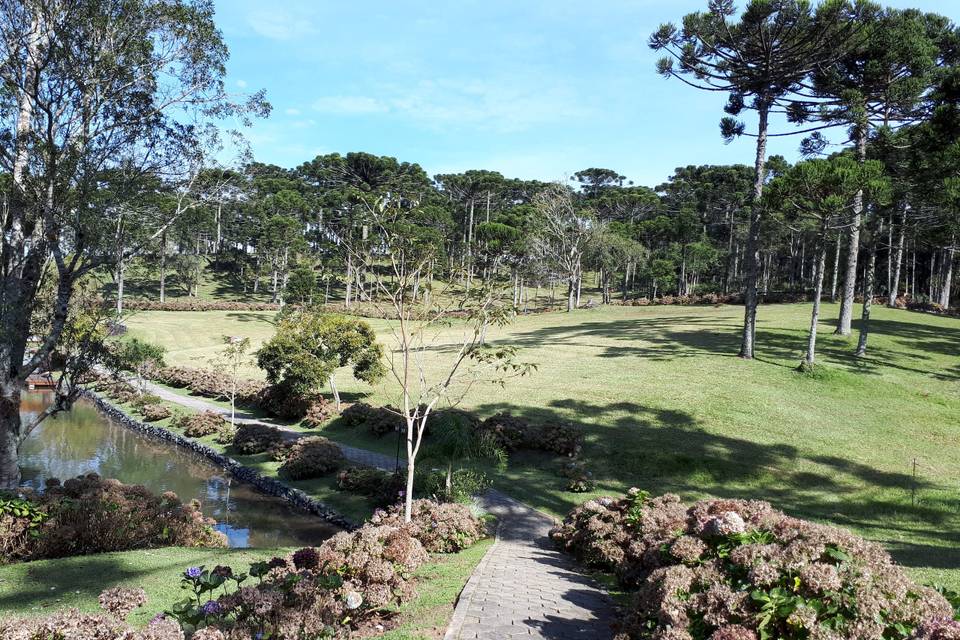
<box><xmin>471</xmin><ymin>398</ymin><xmax>959</xmax><ymax>573</ymax></box>
<box><xmin>224</xmin><ymin>312</ymin><xmax>278</xmax><ymax>324</ymax></box>
<box><xmin>502</xmin><ymin>311</ymin><xmax>960</xmax><ymax>380</ymax></box>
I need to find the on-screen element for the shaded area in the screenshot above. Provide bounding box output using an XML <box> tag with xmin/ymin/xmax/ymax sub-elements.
<box><xmin>471</xmin><ymin>398</ymin><xmax>960</xmax><ymax>573</ymax></box>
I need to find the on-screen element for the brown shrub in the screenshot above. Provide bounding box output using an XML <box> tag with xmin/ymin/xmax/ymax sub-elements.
<box><xmin>181</xmin><ymin>411</ymin><xmax>226</xmax><ymax>438</ymax></box>
<box><xmin>372</xmin><ymin>499</ymin><xmax>486</xmax><ymax>553</ymax></box>
<box><xmin>336</xmin><ymin>467</ymin><xmax>406</xmax><ymax>507</ymax></box>
<box><xmin>276</xmin><ymin>436</ymin><xmax>345</xmax><ymax>480</ymax></box>
<box><xmin>2</xmin><ymin>474</ymin><xmax>225</xmax><ymax>563</ymax></box>
<box><xmin>233</xmin><ymin>423</ymin><xmax>286</xmax><ymax>455</ymax></box>
<box><xmin>475</xmin><ymin>412</ymin><xmax>530</xmax><ymax>450</ymax></box>
<box><xmin>303</xmin><ymin>397</ymin><xmax>337</xmax><ymax>429</ymax></box>
<box><xmin>340</xmin><ymin>402</ymin><xmax>404</xmax><ymax>437</ymax></box>
<box><xmin>139</xmin><ymin>403</ymin><xmax>171</xmax><ymax>422</ymax></box>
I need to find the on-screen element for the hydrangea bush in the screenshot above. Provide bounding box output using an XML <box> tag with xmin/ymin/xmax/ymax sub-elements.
<box><xmin>273</xmin><ymin>436</ymin><xmax>345</xmax><ymax>480</ymax></box>
<box><xmin>1</xmin><ymin>474</ymin><xmax>226</xmax><ymax>562</ymax></box>
<box><xmin>550</xmin><ymin>489</ymin><xmax>955</xmax><ymax>640</ymax></box>
<box><xmin>371</xmin><ymin>499</ymin><xmax>487</xmax><ymax>553</ymax></box>
<box><xmin>232</xmin><ymin>423</ymin><xmax>286</xmax><ymax>455</ymax></box>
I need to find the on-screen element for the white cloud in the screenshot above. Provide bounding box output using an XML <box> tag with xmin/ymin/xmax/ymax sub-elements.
<box><xmin>235</xmin><ymin>79</ymin><xmax>248</xmax><ymax>88</ymax></box>
<box><xmin>284</xmin><ymin>107</ymin><xmax>301</xmax><ymax>116</ymax></box>
<box><xmin>312</xmin><ymin>95</ymin><xmax>390</xmax><ymax>115</ymax></box>
<box><xmin>246</xmin><ymin>8</ymin><xmax>318</xmax><ymax>41</ymax></box>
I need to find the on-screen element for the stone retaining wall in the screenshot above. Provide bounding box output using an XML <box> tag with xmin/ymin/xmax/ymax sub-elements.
<box><xmin>81</xmin><ymin>389</ymin><xmax>357</xmax><ymax>530</ymax></box>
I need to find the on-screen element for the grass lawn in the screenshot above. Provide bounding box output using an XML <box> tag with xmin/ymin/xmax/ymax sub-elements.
<box><xmin>0</xmin><ymin>540</ymin><xmax>493</xmax><ymax>639</ymax></box>
<box><xmin>126</xmin><ymin>302</ymin><xmax>960</xmax><ymax>589</ymax></box>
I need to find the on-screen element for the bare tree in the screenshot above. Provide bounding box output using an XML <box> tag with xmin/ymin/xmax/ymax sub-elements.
<box><xmin>355</xmin><ymin>196</ymin><xmax>533</xmax><ymax>522</ymax></box>
<box><xmin>530</xmin><ymin>185</ymin><xmax>596</xmax><ymax>312</ymax></box>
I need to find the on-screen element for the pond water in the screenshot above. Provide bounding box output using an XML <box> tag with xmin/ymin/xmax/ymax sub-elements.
<box><xmin>18</xmin><ymin>393</ymin><xmax>341</xmax><ymax>548</ymax></box>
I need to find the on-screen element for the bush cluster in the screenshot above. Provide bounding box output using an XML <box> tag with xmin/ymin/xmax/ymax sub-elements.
<box><xmin>168</xmin><ymin>523</ymin><xmax>429</xmax><ymax>637</ymax></box>
<box><xmin>372</xmin><ymin>499</ymin><xmax>486</xmax><ymax>553</ymax></box>
<box><xmin>418</xmin><ymin>468</ymin><xmax>491</xmax><ymax>504</ymax></box>
<box><xmin>550</xmin><ymin>489</ymin><xmax>955</xmax><ymax>640</ymax></box>
<box><xmin>232</xmin><ymin>423</ymin><xmax>287</xmax><ymax>455</ymax></box>
<box><xmin>150</xmin><ymin>365</ymin><xmax>267</xmax><ymax>408</ymax></box>
<box><xmin>139</xmin><ymin>403</ymin><xmax>172</xmax><ymax>422</ymax></box>
<box><xmin>180</xmin><ymin>411</ymin><xmax>227</xmax><ymax>438</ymax></box>
<box><xmin>339</xmin><ymin>404</ymin><xmax>584</xmax><ymax>457</ymax></box>
<box><xmin>1</xmin><ymin>474</ymin><xmax>226</xmax><ymax>563</ymax></box>
<box><xmin>273</xmin><ymin>436</ymin><xmax>345</xmax><ymax>480</ymax></box>
<box><xmin>303</xmin><ymin>397</ymin><xmax>338</xmax><ymax>429</ymax></box>
<box><xmin>477</xmin><ymin>413</ymin><xmax>582</xmax><ymax>456</ymax></box>
<box><xmin>340</xmin><ymin>402</ymin><xmax>405</xmax><ymax>437</ymax></box>
<box><xmin>93</xmin><ymin>377</ymin><xmax>140</xmax><ymax>403</ymax></box>
<box><xmin>124</xmin><ymin>299</ymin><xmax>281</xmax><ymax>312</ymax></box>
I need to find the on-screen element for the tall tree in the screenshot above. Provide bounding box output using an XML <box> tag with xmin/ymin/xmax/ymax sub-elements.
<box><xmin>650</xmin><ymin>0</ymin><xmax>872</xmax><ymax>359</ymax></box>
<box><xmin>0</xmin><ymin>0</ymin><xmax>267</xmax><ymax>489</ymax></box>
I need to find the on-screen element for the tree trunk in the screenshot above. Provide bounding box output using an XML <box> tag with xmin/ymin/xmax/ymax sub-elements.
<box><xmin>0</xmin><ymin>391</ymin><xmax>22</xmax><ymax>490</ymax></box>
<box><xmin>566</xmin><ymin>277</ymin><xmax>575</xmax><ymax>312</ymax></box>
<box><xmin>836</xmin><ymin>129</ymin><xmax>868</xmax><ymax>335</ymax></box>
<box><xmin>116</xmin><ymin>260</ymin><xmax>125</xmax><ymax>320</ymax></box>
<box><xmin>739</xmin><ymin>102</ymin><xmax>770</xmax><ymax>360</ymax></box>
<box><xmin>345</xmin><ymin>252</ymin><xmax>353</xmax><ymax>307</ymax></box>
<box><xmin>329</xmin><ymin>375</ymin><xmax>341</xmax><ymax>410</ymax></box>
<box><xmin>806</xmin><ymin>237</ymin><xmax>827</xmax><ymax>366</ymax></box>
<box><xmin>159</xmin><ymin>228</ymin><xmax>167</xmax><ymax>303</ymax></box>
<box><xmin>940</xmin><ymin>239</ymin><xmax>955</xmax><ymax>310</ymax></box>
<box><xmin>888</xmin><ymin>204</ymin><xmax>906</xmax><ymax>307</ymax></box>
<box><xmin>830</xmin><ymin>232</ymin><xmax>841</xmax><ymax>303</ymax></box>
<box><xmin>855</xmin><ymin>235</ymin><xmax>879</xmax><ymax>356</ymax></box>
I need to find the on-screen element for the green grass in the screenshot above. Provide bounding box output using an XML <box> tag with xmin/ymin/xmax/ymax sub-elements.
<box><xmin>126</xmin><ymin>302</ymin><xmax>960</xmax><ymax>588</ymax></box>
<box><xmin>0</xmin><ymin>541</ymin><xmax>492</xmax><ymax>638</ymax></box>
<box><xmin>0</xmin><ymin>547</ymin><xmax>291</xmax><ymax>626</ymax></box>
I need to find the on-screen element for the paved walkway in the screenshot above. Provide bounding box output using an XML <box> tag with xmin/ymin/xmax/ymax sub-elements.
<box><xmin>140</xmin><ymin>380</ymin><xmax>618</xmax><ymax>639</ymax></box>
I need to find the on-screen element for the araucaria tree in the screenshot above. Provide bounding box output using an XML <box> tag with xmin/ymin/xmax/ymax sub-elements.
<box><xmin>650</xmin><ymin>0</ymin><xmax>872</xmax><ymax>359</ymax></box>
<box><xmin>257</xmin><ymin>313</ymin><xmax>386</xmax><ymax>410</ymax></box>
<box><xmin>0</xmin><ymin>0</ymin><xmax>267</xmax><ymax>488</ymax></box>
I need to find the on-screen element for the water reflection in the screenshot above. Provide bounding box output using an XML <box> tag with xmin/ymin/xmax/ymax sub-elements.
<box><xmin>19</xmin><ymin>393</ymin><xmax>340</xmax><ymax>548</ymax></box>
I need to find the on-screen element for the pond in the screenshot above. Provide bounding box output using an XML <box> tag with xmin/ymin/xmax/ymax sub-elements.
<box><xmin>18</xmin><ymin>393</ymin><xmax>341</xmax><ymax>548</ymax></box>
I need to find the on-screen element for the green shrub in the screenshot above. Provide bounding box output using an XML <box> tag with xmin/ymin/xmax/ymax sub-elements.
<box><xmin>419</xmin><ymin>468</ymin><xmax>491</xmax><ymax>504</ymax></box>
<box><xmin>336</xmin><ymin>466</ymin><xmax>405</xmax><ymax>507</ymax></box>
<box><xmin>340</xmin><ymin>402</ymin><xmax>404</xmax><ymax>437</ymax></box>
<box><xmin>130</xmin><ymin>393</ymin><xmax>163</xmax><ymax>410</ymax></box>
<box><xmin>214</xmin><ymin>421</ymin><xmax>237</xmax><ymax>444</ymax></box>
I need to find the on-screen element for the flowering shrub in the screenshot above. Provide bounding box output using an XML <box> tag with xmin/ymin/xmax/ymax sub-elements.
<box><xmin>475</xmin><ymin>412</ymin><xmax>529</xmax><ymax>450</ymax></box>
<box><xmin>1</xmin><ymin>474</ymin><xmax>226</xmax><ymax>562</ymax></box>
<box><xmin>274</xmin><ymin>436</ymin><xmax>345</xmax><ymax>480</ymax></box>
<box><xmin>340</xmin><ymin>402</ymin><xmax>404</xmax><ymax>437</ymax></box>
<box><xmin>214</xmin><ymin>421</ymin><xmax>237</xmax><ymax>445</ymax></box>
<box><xmin>550</xmin><ymin>489</ymin><xmax>955</xmax><ymax>640</ymax></box>
<box><xmin>181</xmin><ymin>411</ymin><xmax>227</xmax><ymax>438</ymax></box>
<box><xmin>0</xmin><ymin>495</ymin><xmax>47</xmax><ymax>561</ymax></box>
<box><xmin>0</xmin><ymin>587</ymin><xmax>183</xmax><ymax>639</ymax></box>
<box><xmin>233</xmin><ymin>423</ymin><xmax>286</xmax><ymax>455</ymax></box>
<box><xmin>372</xmin><ymin>499</ymin><xmax>486</xmax><ymax>553</ymax></box>
<box><xmin>140</xmin><ymin>403</ymin><xmax>172</xmax><ymax>422</ymax></box>
<box><xmin>258</xmin><ymin>383</ymin><xmax>316</xmax><ymax>421</ymax></box>
<box><xmin>149</xmin><ymin>365</ymin><xmax>268</xmax><ymax>408</ymax></box>
<box><xmin>94</xmin><ymin>377</ymin><xmax>140</xmax><ymax>403</ymax></box>
<box><xmin>559</xmin><ymin>460</ymin><xmax>595</xmax><ymax>493</ymax></box>
<box><xmin>125</xmin><ymin>299</ymin><xmax>281</xmax><ymax>312</ymax></box>
<box><xmin>167</xmin><ymin>524</ymin><xmax>428</xmax><ymax>637</ymax></box>
<box><xmin>336</xmin><ymin>467</ymin><xmax>405</xmax><ymax>507</ymax></box>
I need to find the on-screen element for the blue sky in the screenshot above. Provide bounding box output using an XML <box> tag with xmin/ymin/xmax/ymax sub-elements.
<box><xmin>214</xmin><ymin>0</ymin><xmax>959</xmax><ymax>187</ymax></box>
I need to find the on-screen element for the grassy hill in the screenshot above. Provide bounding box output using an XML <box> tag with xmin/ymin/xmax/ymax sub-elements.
<box><xmin>125</xmin><ymin>301</ymin><xmax>960</xmax><ymax>588</ymax></box>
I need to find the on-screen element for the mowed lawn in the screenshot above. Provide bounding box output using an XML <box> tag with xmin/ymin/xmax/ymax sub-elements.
<box><xmin>125</xmin><ymin>303</ymin><xmax>960</xmax><ymax>587</ymax></box>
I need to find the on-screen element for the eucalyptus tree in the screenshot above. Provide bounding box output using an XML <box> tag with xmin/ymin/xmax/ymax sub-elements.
<box><xmin>650</xmin><ymin>0</ymin><xmax>873</xmax><ymax>359</ymax></box>
<box><xmin>806</xmin><ymin>7</ymin><xmax>957</xmax><ymax>334</ymax></box>
<box><xmin>531</xmin><ymin>185</ymin><xmax>596</xmax><ymax>312</ymax></box>
<box><xmin>0</xmin><ymin>0</ymin><xmax>267</xmax><ymax>488</ymax></box>
<box><xmin>766</xmin><ymin>156</ymin><xmax>889</xmax><ymax>366</ymax></box>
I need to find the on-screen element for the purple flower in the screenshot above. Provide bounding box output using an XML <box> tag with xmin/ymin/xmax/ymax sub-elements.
<box><xmin>149</xmin><ymin>613</ymin><xmax>166</xmax><ymax>625</ymax></box>
<box><xmin>184</xmin><ymin>566</ymin><xmax>203</xmax><ymax>579</ymax></box>
<box><xmin>201</xmin><ymin>600</ymin><xmax>222</xmax><ymax>615</ymax></box>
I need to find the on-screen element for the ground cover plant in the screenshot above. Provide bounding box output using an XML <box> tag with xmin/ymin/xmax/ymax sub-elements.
<box><xmin>126</xmin><ymin>302</ymin><xmax>960</xmax><ymax>588</ymax></box>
